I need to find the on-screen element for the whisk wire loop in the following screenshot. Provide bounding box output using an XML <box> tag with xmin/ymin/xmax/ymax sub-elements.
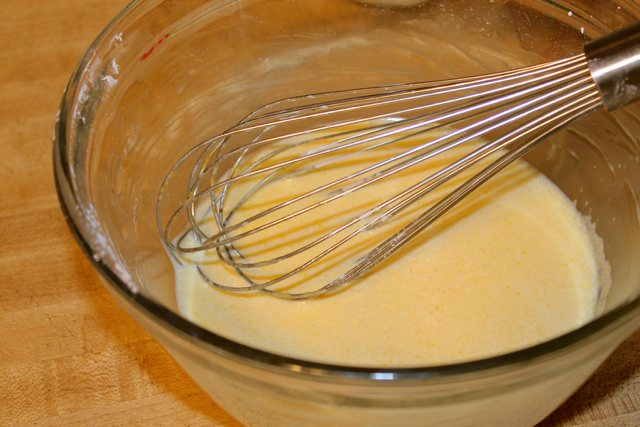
<box><xmin>157</xmin><ymin>47</ymin><xmax>618</xmax><ymax>298</ymax></box>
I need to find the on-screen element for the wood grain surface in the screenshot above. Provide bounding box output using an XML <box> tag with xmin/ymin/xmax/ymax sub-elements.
<box><xmin>2</xmin><ymin>0</ymin><xmax>640</xmax><ymax>426</ymax></box>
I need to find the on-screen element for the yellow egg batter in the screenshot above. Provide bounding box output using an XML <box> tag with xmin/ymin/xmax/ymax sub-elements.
<box><xmin>172</xmin><ymin>127</ymin><xmax>610</xmax><ymax>367</ymax></box>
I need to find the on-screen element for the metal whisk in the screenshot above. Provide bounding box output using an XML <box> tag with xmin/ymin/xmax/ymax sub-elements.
<box><xmin>158</xmin><ymin>22</ymin><xmax>640</xmax><ymax>299</ymax></box>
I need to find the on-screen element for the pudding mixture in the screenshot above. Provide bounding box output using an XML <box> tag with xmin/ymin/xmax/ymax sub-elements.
<box><xmin>171</xmin><ymin>129</ymin><xmax>610</xmax><ymax>367</ymax></box>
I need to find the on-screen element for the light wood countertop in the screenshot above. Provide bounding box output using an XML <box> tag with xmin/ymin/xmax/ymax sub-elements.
<box><xmin>1</xmin><ymin>0</ymin><xmax>640</xmax><ymax>425</ymax></box>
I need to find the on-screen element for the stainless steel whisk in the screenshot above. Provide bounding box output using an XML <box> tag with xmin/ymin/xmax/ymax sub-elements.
<box><xmin>158</xmin><ymin>22</ymin><xmax>640</xmax><ymax>299</ymax></box>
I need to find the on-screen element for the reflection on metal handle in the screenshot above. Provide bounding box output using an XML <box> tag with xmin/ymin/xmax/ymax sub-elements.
<box><xmin>585</xmin><ymin>21</ymin><xmax>640</xmax><ymax>111</ymax></box>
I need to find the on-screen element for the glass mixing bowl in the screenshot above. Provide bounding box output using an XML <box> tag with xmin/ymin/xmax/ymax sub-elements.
<box><xmin>54</xmin><ymin>0</ymin><xmax>640</xmax><ymax>425</ymax></box>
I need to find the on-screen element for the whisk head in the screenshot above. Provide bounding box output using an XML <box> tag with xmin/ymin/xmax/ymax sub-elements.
<box><xmin>158</xmin><ymin>53</ymin><xmax>602</xmax><ymax>299</ymax></box>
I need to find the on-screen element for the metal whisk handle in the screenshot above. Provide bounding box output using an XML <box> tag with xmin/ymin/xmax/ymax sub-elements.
<box><xmin>586</xmin><ymin>21</ymin><xmax>640</xmax><ymax>111</ymax></box>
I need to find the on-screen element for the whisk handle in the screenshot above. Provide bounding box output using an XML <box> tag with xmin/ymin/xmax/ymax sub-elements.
<box><xmin>585</xmin><ymin>21</ymin><xmax>640</xmax><ymax>111</ymax></box>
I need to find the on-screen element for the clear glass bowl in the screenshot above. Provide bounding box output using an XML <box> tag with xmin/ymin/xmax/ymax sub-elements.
<box><xmin>54</xmin><ymin>0</ymin><xmax>640</xmax><ymax>426</ymax></box>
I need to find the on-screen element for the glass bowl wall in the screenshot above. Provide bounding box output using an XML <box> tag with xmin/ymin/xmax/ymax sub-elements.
<box><xmin>54</xmin><ymin>0</ymin><xmax>640</xmax><ymax>426</ymax></box>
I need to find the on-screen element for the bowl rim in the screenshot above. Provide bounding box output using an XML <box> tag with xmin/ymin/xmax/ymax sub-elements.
<box><xmin>53</xmin><ymin>0</ymin><xmax>640</xmax><ymax>381</ymax></box>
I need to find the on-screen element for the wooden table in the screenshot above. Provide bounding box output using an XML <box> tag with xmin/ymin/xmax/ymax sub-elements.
<box><xmin>2</xmin><ymin>0</ymin><xmax>640</xmax><ymax>425</ymax></box>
